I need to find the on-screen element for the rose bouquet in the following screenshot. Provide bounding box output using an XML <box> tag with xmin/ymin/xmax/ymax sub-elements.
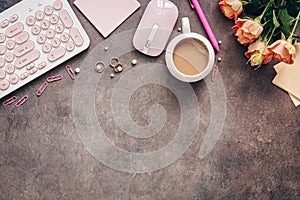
<box><xmin>219</xmin><ymin>0</ymin><xmax>300</xmax><ymax>68</ymax></box>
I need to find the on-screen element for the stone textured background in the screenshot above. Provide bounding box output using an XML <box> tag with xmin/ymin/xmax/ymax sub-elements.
<box><xmin>0</xmin><ymin>0</ymin><xmax>299</xmax><ymax>199</ymax></box>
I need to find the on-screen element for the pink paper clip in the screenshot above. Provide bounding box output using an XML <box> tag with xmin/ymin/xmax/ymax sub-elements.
<box><xmin>65</xmin><ymin>65</ymin><xmax>75</xmax><ymax>80</ymax></box>
<box><xmin>47</xmin><ymin>75</ymin><xmax>63</xmax><ymax>83</ymax></box>
<box><xmin>36</xmin><ymin>82</ymin><xmax>49</xmax><ymax>96</ymax></box>
<box><xmin>211</xmin><ymin>64</ymin><xmax>219</xmax><ymax>82</ymax></box>
<box><xmin>3</xmin><ymin>96</ymin><xmax>18</xmax><ymax>107</ymax></box>
<box><xmin>15</xmin><ymin>95</ymin><xmax>28</xmax><ymax>107</ymax></box>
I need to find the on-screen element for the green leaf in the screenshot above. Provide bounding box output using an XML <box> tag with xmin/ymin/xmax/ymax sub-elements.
<box><xmin>286</xmin><ymin>0</ymin><xmax>300</xmax><ymax>17</ymax></box>
<box><xmin>278</xmin><ymin>8</ymin><xmax>295</xmax><ymax>37</ymax></box>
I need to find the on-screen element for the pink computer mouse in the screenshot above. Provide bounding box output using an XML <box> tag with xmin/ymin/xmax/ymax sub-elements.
<box><xmin>133</xmin><ymin>0</ymin><xmax>178</xmax><ymax>57</ymax></box>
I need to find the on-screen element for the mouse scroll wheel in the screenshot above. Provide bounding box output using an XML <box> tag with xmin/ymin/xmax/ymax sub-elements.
<box><xmin>142</xmin><ymin>24</ymin><xmax>159</xmax><ymax>54</ymax></box>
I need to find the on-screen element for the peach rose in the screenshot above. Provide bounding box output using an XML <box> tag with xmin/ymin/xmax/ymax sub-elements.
<box><xmin>219</xmin><ymin>0</ymin><xmax>243</xmax><ymax>19</ymax></box>
<box><xmin>232</xmin><ymin>18</ymin><xmax>263</xmax><ymax>45</ymax></box>
<box><xmin>268</xmin><ymin>40</ymin><xmax>296</xmax><ymax>64</ymax></box>
<box><xmin>244</xmin><ymin>42</ymin><xmax>273</xmax><ymax>66</ymax></box>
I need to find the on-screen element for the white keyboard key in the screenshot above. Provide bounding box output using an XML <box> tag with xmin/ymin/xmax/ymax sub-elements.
<box><xmin>40</xmin><ymin>19</ymin><xmax>50</xmax><ymax>30</ymax></box>
<box><xmin>0</xmin><ymin>69</ymin><xmax>6</xmax><ymax>79</ymax></box>
<box><xmin>29</xmin><ymin>67</ymin><xmax>38</xmax><ymax>75</ymax></box>
<box><xmin>51</xmin><ymin>37</ymin><xmax>61</xmax><ymax>48</ymax></box>
<box><xmin>46</xmin><ymin>28</ymin><xmax>55</xmax><ymax>38</ymax></box>
<box><xmin>9</xmin><ymin>14</ymin><xmax>18</xmax><ymax>23</ymax></box>
<box><xmin>5</xmin><ymin>52</ymin><xmax>15</xmax><ymax>63</ymax></box>
<box><xmin>9</xmin><ymin>73</ymin><xmax>19</xmax><ymax>84</ymax></box>
<box><xmin>60</xmin><ymin>32</ymin><xmax>69</xmax><ymax>42</ymax></box>
<box><xmin>42</xmin><ymin>43</ymin><xmax>52</xmax><ymax>53</ymax></box>
<box><xmin>70</xmin><ymin>27</ymin><xmax>84</xmax><ymax>46</ymax></box>
<box><xmin>50</xmin><ymin>14</ymin><xmax>59</xmax><ymax>24</ymax></box>
<box><xmin>59</xmin><ymin>9</ymin><xmax>73</xmax><ymax>28</ymax></box>
<box><xmin>31</xmin><ymin>24</ymin><xmax>41</xmax><ymax>35</ymax></box>
<box><xmin>20</xmin><ymin>72</ymin><xmax>29</xmax><ymax>80</ymax></box>
<box><xmin>53</xmin><ymin>0</ymin><xmax>63</xmax><ymax>10</ymax></box>
<box><xmin>15</xmin><ymin>49</ymin><xmax>40</xmax><ymax>69</ymax></box>
<box><xmin>6</xmin><ymin>64</ymin><xmax>15</xmax><ymax>74</ymax></box>
<box><xmin>37</xmin><ymin>34</ymin><xmax>46</xmax><ymax>44</ymax></box>
<box><xmin>65</xmin><ymin>41</ymin><xmax>75</xmax><ymax>51</ymax></box>
<box><xmin>6</xmin><ymin>22</ymin><xmax>24</xmax><ymax>38</ymax></box>
<box><xmin>44</xmin><ymin>5</ymin><xmax>53</xmax><ymax>15</ymax></box>
<box><xmin>55</xmin><ymin>24</ymin><xmax>64</xmax><ymax>33</ymax></box>
<box><xmin>37</xmin><ymin>62</ymin><xmax>47</xmax><ymax>69</ymax></box>
<box><xmin>35</xmin><ymin>10</ymin><xmax>45</xmax><ymax>21</ymax></box>
<box><xmin>0</xmin><ymin>45</ymin><xmax>7</xmax><ymax>55</ymax></box>
<box><xmin>26</xmin><ymin>15</ymin><xmax>36</xmax><ymax>26</ymax></box>
<box><xmin>15</xmin><ymin>31</ymin><xmax>29</xmax><ymax>44</ymax></box>
<box><xmin>14</xmin><ymin>40</ymin><xmax>35</xmax><ymax>57</ymax></box>
<box><xmin>0</xmin><ymin>33</ymin><xmax>6</xmax><ymax>43</ymax></box>
<box><xmin>48</xmin><ymin>46</ymin><xmax>66</xmax><ymax>62</ymax></box>
<box><xmin>0</xmin><ymin>79</ymin><xmax>9</xmax><ymax>90</ymax></box>
<box><xmin>6</xmin><ymin>39</ymin><xmax>16</xmax><ymax>50</ymax></box>
<box><xmin>1</xmin><ymin>19</ymin><xmax>9</xmax><ymax>28</ymax></box>
<box><xmin>26</xmin><ymin>63</ymin><xmax>35</xmax><ymax>70</ymax></box>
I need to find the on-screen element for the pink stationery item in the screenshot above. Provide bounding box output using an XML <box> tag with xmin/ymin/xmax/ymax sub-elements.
<box><xmin>74</xmin><ymin>0</ymin><xmax>140</xmax><ymax>38</ymax></box>
<box><xmin>189</xmin><ymin>0</ymin><xmax>220</xmax><ymax>52</ymax></box>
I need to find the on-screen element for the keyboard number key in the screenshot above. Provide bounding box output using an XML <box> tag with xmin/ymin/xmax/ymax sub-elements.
<box><xmin>26</xmin><ymin>16</ymin><xmax>36</xmax><ymax>26</ymax></box>
<box><xmin>44</xmin><ymin>5</ymin><xmax>53</xmax><ymax>15</ymax></box>
<box><xmin>31</xmin><ymin>25</ymin><xmax>41</xmax><ymax>35</ymax></box>
<box><xmin>53</xmin><ymin>0</ymin><xmax>63</xmax><ymax>10</ymax></box>
<box><xmin>46</xmin><ymin>28</ymin><xmax>55</xmax><ymax>38</ymax></box>
<box><xmin>35</xmin><ymin>10</ymin><xmax>45</xmax><ymax>21</ymax></box>
<box><xmin>40</xmin><ymin>19</ymin><xmax>50</xmax><ymax>30</ymax></box>
<box><xmin>50</xmin><ymin>14</ymin><xmax>59</xmax><ymax>24</ymax></box>
<box><xmin>51</xmin><ymin>38</ymin><xmax>61</xmax><ymax>48</ymax></box>
<box><xmin>42</xmin><ymin>43</ymin><xmax>52</xmax><ymax>53</ymax></box>
<box><xmin>37</xmin><ymin>34</ymin><xmax>47</xmax><ymax>44</ymax></box>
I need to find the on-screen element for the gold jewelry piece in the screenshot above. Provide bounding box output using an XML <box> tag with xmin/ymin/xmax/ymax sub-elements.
<box><xmin>110</xmin><ymin>57</ymin><xmax>123</xmax><ymax>73</ymax></box>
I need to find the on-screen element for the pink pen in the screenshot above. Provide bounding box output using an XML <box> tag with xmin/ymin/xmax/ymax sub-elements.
<box><xmin>189</xmin><ymin>0</ymin><xmax>220</xmax><ymax>52</ymax></box>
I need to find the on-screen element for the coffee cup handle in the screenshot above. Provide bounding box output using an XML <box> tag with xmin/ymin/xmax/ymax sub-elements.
<box><xmin>182</xmin><ymin>17</ymin><xmax>191</xmax><ymax>34</ymax></box>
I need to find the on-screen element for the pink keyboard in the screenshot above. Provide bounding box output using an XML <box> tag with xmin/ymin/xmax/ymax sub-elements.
<box><xmin>0</xmin><ymin>0</ymin><xmax>90</xmax><ymax>99</ymax></box>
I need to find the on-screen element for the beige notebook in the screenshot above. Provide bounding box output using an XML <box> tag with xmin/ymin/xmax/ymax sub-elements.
<box><xmin>74</xmin><ymin>0</ymin><xmax>140</xmax><ymax>38</ymax></box>
<box><xmin>273</xmin><ymin>43</ymin><xmax>300</xmax><ymax>105</ymax></box>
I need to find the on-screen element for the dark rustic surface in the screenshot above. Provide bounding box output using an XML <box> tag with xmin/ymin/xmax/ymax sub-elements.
<box><xmin>0</xmin><ymin>0</ymin><xmax>299</xmax><ymax>199</ymax></box>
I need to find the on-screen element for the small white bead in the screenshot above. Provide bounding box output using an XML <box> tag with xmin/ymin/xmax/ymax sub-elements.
<box><xmin>218</xmin><ymin>40</ymin><xmax>222</xmax><ymax>45</ymax></box>
<box><xmin>177</xmin><ymin>27</ymin><xmax>182</xmax><ymax>32</ymax></box>
<box><xmin>217</xmin><ymin>57</ymin><xmax>222</xmax><ymax>62</ymax></box>
<box><xmin>75</xmin><ymin>67</ymin><xmax>80</xmax><ymax>73</ymax></box>
<box><xmin>104</xmin><ymin>46</ymin><xmax>108</xmax><ymax>51</ymax></box>
<box><xmin>110</xmin><ymin>73</ymin><xmax>115</xmax><ymax>78</ymax></box>
<box><xmin>131</xmin><ymin>59</ymin><xmax>137</xmax><ymax>65</ymax></box>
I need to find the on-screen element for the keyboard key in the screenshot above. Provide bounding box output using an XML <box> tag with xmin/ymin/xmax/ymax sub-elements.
<box><xmin>40</xmin><ymin>19</ymin><xmax>50</xmax><ymax>30</ymax></box>
<box><xmin>37</xmin><ymin>62</ymin><xmax>47</xmax><ymax>69</ymax></box>
<box><xmin>5</xmin><ymin>52</ymin><xmax>14</xmax><ymax>63</ymax></box>
<box><xmin>70</xmin><ymin>27</ymin><xmax>84</xmax><ymax>46</ymax></box>
<box><xmin>1</xmin><ymin>19</ymin><xmax>9</xmax><ymax>28</ymax></box>
<box><xmin>42</xmin><ymin>43</ymin><xmax>52</xmax><ymax>53</ymax></box>
<box><xmin>50</xmin><ymin>14</ymin><xmax>59</xmax><ymax>24</ymax></box>
<box><xmin>51</xmin><ymin>37</ymin><xmax>61</xmax><ymax>48</ymax></box>
<box><xmin>48</xmin><ymin>46</ymin><xmax>66</xmax><ymax>62</ymax></box>
<box><xmin>9</xmin><ymin>73</ymin><xmax>19</xmax><ymax>84</ymax></box>
<box><xmin>35</xmin><ymin>10</ymin><xmax>44</xmax><ymax>21</ymax></box>
<box><xmin>29</xmin><ymin>67</ymin><xmax>38</xmax><ymax>75</ymax></box>
<box><xmin>15</xmin><ymin>49</ymin><xmax>40</xmax><ymax>69</ymax></box>
<box><xmin>55</xmin><ymin>24</ymin><xmax>64</xmax><ymax>33</ymax></box>
<box><xmin>0</xmin><ymin>45</ymin><xmax>7</xmax><ymax>55</ymax></box>
<box><xmin>60</xmin><ymin>32</ymin><xmax>69</xmax><ymax>42</ymax></box>
<box><xmin>44</xmin><ymin>5</ymin><xmax>53</xmax><ymax>15</ymax></box>
<box><xmin>6</xmin><ymin>40</ymin><xmax>15</xmax><ymax>50</ymax></box>
<box><xmin>0</xmin><ymin>58</ymin><xmax>5</xmax><ymax>68</ymax></box>
<box><xmin>0</xmin><ymin>79</ymin><xmax>9</xmax><ymax>90</ymax></box>
<box><xmin>0</xmin><ymin>33</ymin><xmax>6</xmax><ymax>43</ymax></box>
<box><xmin>65</xmin><ymin>41</ymin><xmax>75</xmax><ymax>51</ymax></box>
<box><xmin>26</xmin><ymin>63</ymin><xmax>35</xmax><ymax>70</ymax></box>
<box><xmin>6</xmin><ymin>22</ymin><xmax>24</xmax><ymax>38</ymax></box>
<box><xmin>9</xmin><ymin>14</ymin><xmax>18</xmax><ymax>23</ymax></box>
<box><xmin>37</xmin><ymin>34</ymin><xmax>46</xmax><ymax>44</ymax></box>
<box><xmin>6</xmin><ymin>64</ymin><xmax>15</xmax><ymax>74</ymax></box>
<box><xmin>15</xmin><ymin>31</ymin><xmax>29</xmax><ymax>44</ymax></box>
<box><xmin>53</xmin><ymin>0</ymin><xmax>63</xmax><ymax>10</ymax></box>
<box><xmin>0</xmin><ymin>69</ymin><xmax>6</xmax><ymax>79</ymax></box>
<box><xmin>26</xmin><ymin>15</ymin><xmax>36</xmax><ymax>26</ymax></box>
<box><xmin>59</xmin><ymin>10</ymin><xmax>73</xmax><ymax>28</ymax></box>
<box><xmin>14</xmin><ymin>40</ymin><xmax>35</xmax><ymax>57</ymax></box>
<box><xmin>46</xmin><ymin>28</ymin><xmax>55</xmax><ymax>38</ymax></box>
<box><xmin>20</xmin><ymin>72</ymin><xmax>29</xmax><ymax>80</ymax></box>
<box><xmin>31</xmin><ymin>24</ymin><xmax>41</xmax><ymax>35</ymax></box>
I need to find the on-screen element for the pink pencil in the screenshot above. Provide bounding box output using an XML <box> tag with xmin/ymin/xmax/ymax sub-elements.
<box><xmin>189</xmin><ymin>0</ymin><xmax>220</xmax><ymax>52</ymax></box>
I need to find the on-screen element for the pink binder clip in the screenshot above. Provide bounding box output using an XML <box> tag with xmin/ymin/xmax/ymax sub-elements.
<box><xmin>65</xmin><ymin>65</ymin><xmax>75</xmax><ymax>80</ymax></box>
<box><xmin>15</xmin><ymin>95</ymin><xmax>28</xmax><ymax>107</ymax></box>
<box><xmin>3</xmin><ymin>96</ymin><xmax>18</xmax><ymax>107</ymax></box>
<box><xmin>47</xmin><ymin>75</ymin><xmax>63</xmax><ymax>83</ymax></box>
<box><xmin>36</xmin><ymin>82</ymin><xmax>49</xmax><ymax>96</ymax></box>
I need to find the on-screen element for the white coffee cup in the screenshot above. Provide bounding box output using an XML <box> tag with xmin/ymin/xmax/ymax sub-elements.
<box><xmin>165</xmin><ymin>17</ymin><xmax>215</xmax><ymax>82</ymax></box>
